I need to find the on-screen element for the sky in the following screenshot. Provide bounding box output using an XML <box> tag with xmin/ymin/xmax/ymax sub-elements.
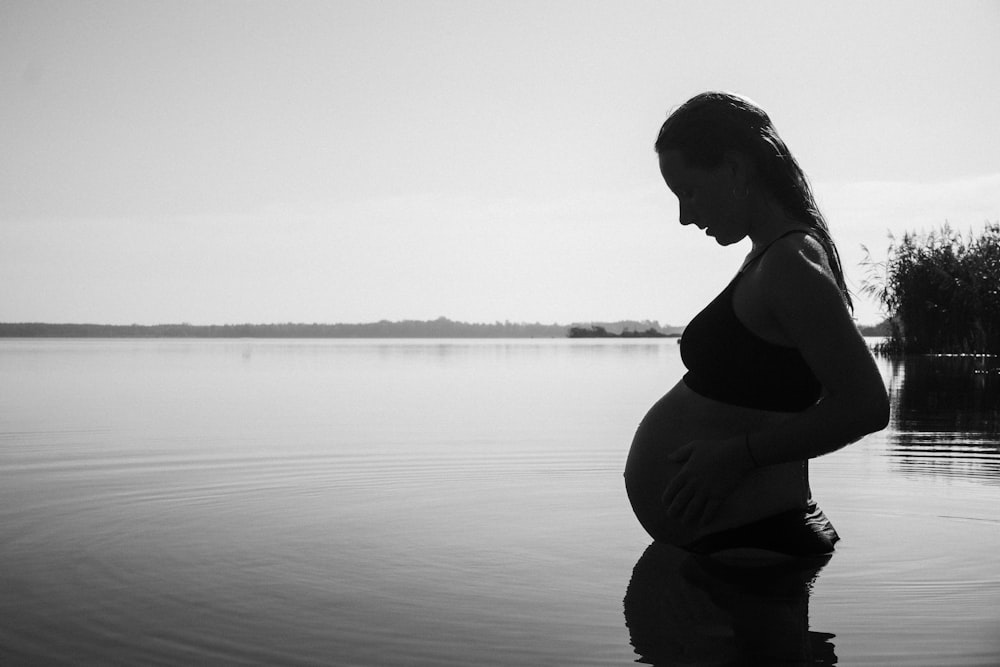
<box><xmin>2</xmin><ymin>0</ymin><xmax>998</xmax><ymax>327</ymax></box>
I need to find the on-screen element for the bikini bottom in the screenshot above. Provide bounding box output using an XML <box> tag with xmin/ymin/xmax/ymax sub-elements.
<box><xmin>687</xmin><ymin>499</ymin><xmax>840</xmax><ymax>557</ymax></box>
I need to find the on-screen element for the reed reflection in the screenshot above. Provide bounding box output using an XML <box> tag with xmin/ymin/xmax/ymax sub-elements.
<box><xmin>887</xmin><ymin>355</ymin><xmax>1000</xmax><ymax>482</ymax></box>
<box><xmin>624</xmin><ymin>543</ymin><xmax>835</xmax><ymax>665</ymax></box>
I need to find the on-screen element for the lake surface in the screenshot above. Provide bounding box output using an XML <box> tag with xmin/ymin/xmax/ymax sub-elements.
<box><xmin>1</xmin><ymin>339</ymin><xmax>998</xmax><ymax>665</ymax></box>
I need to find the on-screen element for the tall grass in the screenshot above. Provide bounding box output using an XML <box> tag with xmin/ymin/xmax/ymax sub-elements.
<box><xmin>862</xmin><ymin>222</ymin><xmax>1000</xmax><ymax>355</ymax></box>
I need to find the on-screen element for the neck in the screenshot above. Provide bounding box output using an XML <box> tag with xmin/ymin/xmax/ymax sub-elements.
<box><xmin>735</xmin><ymin>197</ymin><xmax>811</xmax><ymax>271</ymax></box>
<box><xmin>746</xmin><ymin>196</ymin><xmax>808</xmax><ymax>252</ymax></box>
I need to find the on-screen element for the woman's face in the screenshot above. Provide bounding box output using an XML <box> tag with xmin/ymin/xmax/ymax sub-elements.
<box><xmin>658</xmin><ymin>150</ymin><xmax>747</xmax><ymax>246</ymax></box>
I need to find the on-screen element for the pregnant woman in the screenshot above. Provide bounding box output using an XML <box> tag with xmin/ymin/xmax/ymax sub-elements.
<box><xmin>625</xmin><ymin>92</ymin><xmax>889</xmax><ymax>556</ymax></box>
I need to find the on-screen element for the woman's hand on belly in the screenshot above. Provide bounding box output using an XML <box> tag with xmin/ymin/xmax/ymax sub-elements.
<box><xmin>661</xmin><ymin>436</ymin><xmax>755</xmax><ymax>527</ymax></box>
<box><xmin>625</xmin><ymin>381</ymin><xmax>810</xmax><ymax>544</ymax></box>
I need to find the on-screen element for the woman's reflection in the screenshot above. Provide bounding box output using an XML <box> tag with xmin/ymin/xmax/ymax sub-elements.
<box><xmin>624</xmin><ymin>542</ymin><xmax>836</xmax><ymax>665</ymax></box>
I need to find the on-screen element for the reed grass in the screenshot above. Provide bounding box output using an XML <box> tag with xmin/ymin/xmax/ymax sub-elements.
<box><xmin>862</xmin><ymin>222</ymin><xmax>1000</xmax><ymax>355</ymax></box>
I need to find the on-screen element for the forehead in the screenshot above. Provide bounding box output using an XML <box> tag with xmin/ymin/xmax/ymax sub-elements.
<box><xmin>658</xmin><ymin>150</ymin><xmax>685</xmax><ymax>176</ymax></box>
<box><xmin>658</xmin><ymin>150</ymin><xmax>701</xmax><ymax>187</ymax></box>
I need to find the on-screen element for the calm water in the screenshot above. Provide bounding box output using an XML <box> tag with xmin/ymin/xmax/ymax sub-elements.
<box><xmin>1</xmin><ymin>339</ymin><xmax>998</xmax><ymax>665</ymax></box>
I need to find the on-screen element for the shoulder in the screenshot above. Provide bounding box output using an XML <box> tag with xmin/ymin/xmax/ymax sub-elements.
<box><xmin>760</xmin><ymin>231</ymin><xmax>832</xmax><ymax>280</ymax></box>
<box><xmin>754</xmin><ymin>230</ymin><xmax>845</xmax><ymax>319</ymax></box>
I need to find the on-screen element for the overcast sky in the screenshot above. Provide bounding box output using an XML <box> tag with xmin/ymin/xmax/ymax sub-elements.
<box><xmin>2</xmin><ymin>0</ymin><xmax>998</xmax><ymax>326</ymax></box>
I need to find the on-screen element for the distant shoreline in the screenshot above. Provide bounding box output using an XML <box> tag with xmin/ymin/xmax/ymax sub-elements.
<box><xmin>0</xmin><ymin>318</ymin><xmax>685</xmax><ymax>339</ymax></box>
<box><xmin>0</xmin><ymin>317</ymin><xmax>890</xmax><ymax>338</ymax></box>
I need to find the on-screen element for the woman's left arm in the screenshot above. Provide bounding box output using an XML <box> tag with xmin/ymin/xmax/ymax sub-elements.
<box><xmin>663</xmin><ymin>238</ymin><xmax>890</xmax><ymax>525</ymax></box>
<box><xmin>741</xmin><ymin>238</ymin><xmax>890</xmax><ymax>466</ymax></box>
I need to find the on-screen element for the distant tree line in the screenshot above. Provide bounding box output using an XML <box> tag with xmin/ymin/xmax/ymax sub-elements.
<box><xmin>863</xmin><ymin>222</ymin><xmax>1000</xmax><ymax>355</ymax></box>
<box><xmin>0</xmin><ymin>318</ymin><xmax>565</xmax><ymax>338</ymax></box>
<box><xmin>856</xmin><ymin>320</ymin><xmax>891</xmax><ymax>337</ymax></box>
<box><xmin>1</xmin><ymin>317</ymin><xmax>894</xmax><ymax>340</ymax></box>
<box><xmin>568</xmin><ymin>325</ymin><xmax>675</xmax><ymax>338</ymax></box>
<box><xmin>0</xmin><ymin>317</ymin><xmax>685</xmax><ymax>339</ymax></box>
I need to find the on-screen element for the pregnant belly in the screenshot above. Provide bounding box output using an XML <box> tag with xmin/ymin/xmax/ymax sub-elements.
<box><xmin>624</xmin><ymin>380</ymin><xmax>810</xmax><ymax>546</ymax></box>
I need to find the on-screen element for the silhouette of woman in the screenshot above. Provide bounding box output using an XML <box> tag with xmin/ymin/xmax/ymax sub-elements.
<box><xmin>625</xmin><ymin>92</ymin><xmax>889</xmax><ymax>556</ymax></box>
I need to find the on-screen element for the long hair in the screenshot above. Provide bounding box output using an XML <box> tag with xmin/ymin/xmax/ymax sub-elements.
<box><xmin>654</xmin><ymin>92</ymin><xmax>852</xmax><ymax>311</ymax></box>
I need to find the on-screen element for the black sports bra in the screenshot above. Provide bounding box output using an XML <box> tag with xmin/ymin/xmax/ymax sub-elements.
<box><xmin>679</xmin><ymin>231</ymin><xmax>823</xmax><ymax>412</ymax></box>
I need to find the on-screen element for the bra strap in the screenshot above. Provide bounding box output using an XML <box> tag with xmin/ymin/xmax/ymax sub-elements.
<box><xmin>738</xmin><ymin>229</ymin><xmax>814</xmax><ymax>274</ymax></box>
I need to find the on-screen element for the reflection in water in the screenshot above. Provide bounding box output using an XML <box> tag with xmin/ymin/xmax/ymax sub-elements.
<box><xmin>624</xmin><ymin>543</ymin><xmax>835</xmax><ymax>665</ymax></box>
<box><xmin>887</xmin><ymin>355</ymin><xmax>1000</xmax><ymax>482</ymax></box>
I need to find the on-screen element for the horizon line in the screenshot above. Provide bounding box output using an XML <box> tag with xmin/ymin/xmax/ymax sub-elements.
<box><xmin>0</xmin><ymin>317</ymin><xmax>685</xmax><ymax>327</ymax></box>
<box><xmin>0</xmin><ymin>316</ymin><xmax>890</xmax><ymax>331</ymax></box>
